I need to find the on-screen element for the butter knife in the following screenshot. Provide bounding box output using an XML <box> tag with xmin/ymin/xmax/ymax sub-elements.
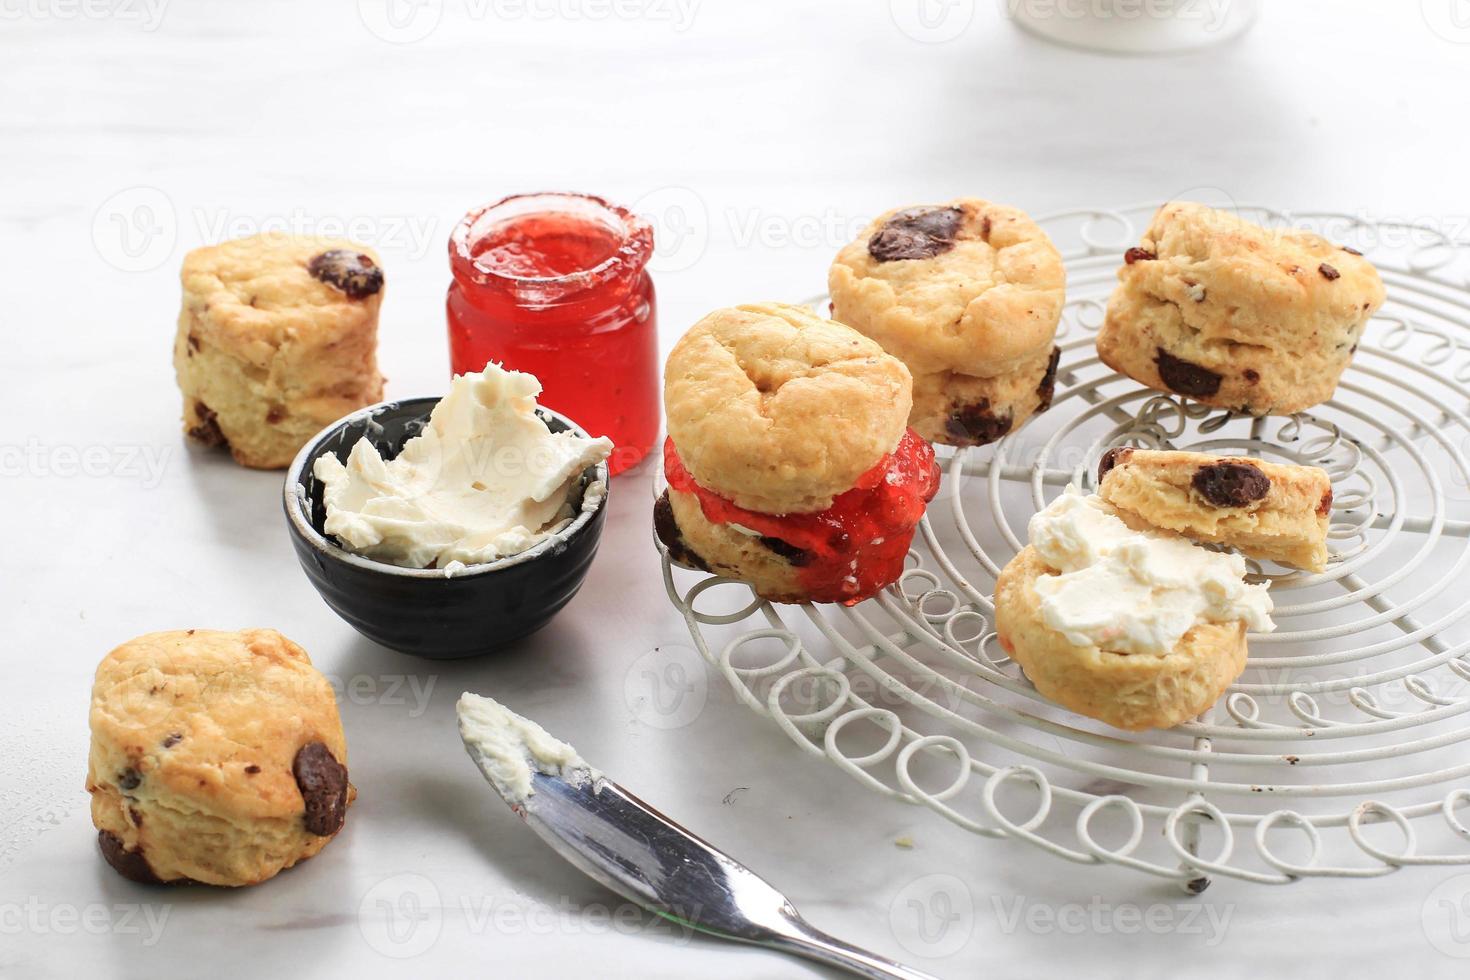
<box><xmin>457</xmin><ymin>693</ymin><xmax>942</xmax><ymax>980</ymax></box>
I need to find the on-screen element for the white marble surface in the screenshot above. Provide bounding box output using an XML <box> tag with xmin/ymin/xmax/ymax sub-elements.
<box><xmin>4</xmin><ymin>2</ymin><xmax>1470</xmax><ymax>977</ymax></box>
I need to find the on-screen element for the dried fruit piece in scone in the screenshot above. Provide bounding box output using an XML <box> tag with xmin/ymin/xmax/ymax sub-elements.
<box><xmin>1096</xmin><ymin>448</ymin><xmax>1332</xmax><ymax>572</ymax></box>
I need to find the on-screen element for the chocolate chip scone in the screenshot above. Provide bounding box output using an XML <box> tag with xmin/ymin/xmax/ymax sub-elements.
<box><xmin>1096</xmin><ymin>202</ymin><xmax>1385</xmax><ymax>415</ymax></box>
<box><xmin>1097</xmin><ymin>447</ymin><xmax>1333</xmax><ymax>572</ymax></box>
<box><xmin>174</xmin><ymin>234</ymin><xmax>386</xmax><ymax>469</ymax></box>
<box><xmin>87</xmin><ymin>629</ymin><xmax>353</xmax><ymax>886</ymax></box>
<box><xmin>657</xmin><ymin>302</ymin><xmax>938</xmax><ymax>605</ymax></box>
<box><xmin>829</xmin><ymin>199</ymin><xmax>1066</xmax><ymax>446</ymax></box>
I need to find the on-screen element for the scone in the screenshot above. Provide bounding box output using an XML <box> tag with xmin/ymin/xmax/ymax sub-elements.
<box><xmin>87</xmin><ymin>629</ymin><xmax>353</xmax><ymax>886</ymax></box>
<box><xmin>996</xmin><ymin>547</ymin><xmax>1250</xmax><ymax>732</ymax></box>
<box><xmin>829</xmin><ymin>199</ymin><xmax>1066</xmax><ymax>446</ymax></box>
<box><xmin>656</xmin><ymin>302</ymin><xmax>940</xmax><ymax>605</ymax></box>
<box><xmin>1096</xmin><ymin>202</ymin><xmax>1385</xmax><ymax>415</ymax></box>
<box><xmin>1098</xmin><ymin>448</ymin><xmax>1333</xmax><ymax>572</ymax></box>
<box><xmin>993</xmin><ymin>488</ymin><xmax>1273</xmax><ymax>731</ymax></box>
<box><xmin>174</xmin><ymin>234</ymin><xmax>386</xmax><ymax>469</ymax></box>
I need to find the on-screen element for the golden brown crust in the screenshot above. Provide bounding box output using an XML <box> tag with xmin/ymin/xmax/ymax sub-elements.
<box><xmin>1097</xmin><ymin>448</ymin><xmax>1332</xmax><ymax>572</ymax></box>
<box><xmin>664</xmin><ymin>303</ymin><xmax>912</xmax><ymax>514</ymax></box>
<box><xmin>829</xmin><ymin>198</ymin><xmax>1066</xmax><ymax>379</ymax></box>
<box><xmin>1095</xmin><ymin>203</ymin><xmax>1385</xmax><ymax>415</ymax></box>
<box><xmin>994</xmin><ymin>547</ymin><xmax>1249</xmax><ymax>732</ymax></box>
<box><xmin>87</xmin><ymin>629</ymin><xmax>353</xmax><ymax>886</ymax></box>
<box><xmin>173</xmin><ymin>234</ymin><xmax>386</xmax><ymax>469</ymax></box>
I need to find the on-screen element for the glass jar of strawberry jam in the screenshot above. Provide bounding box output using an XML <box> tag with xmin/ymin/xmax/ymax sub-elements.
<box><xmin>447</xmin><ymin>192</ymin><xmax>659</xmax><ymax>475</ymax></box>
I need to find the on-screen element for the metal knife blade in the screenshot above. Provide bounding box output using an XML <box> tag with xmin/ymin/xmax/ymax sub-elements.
<box><xmin>457</xmin><ymin>693</ymin><xmax>942</xmax><ymax>980</ymax></box>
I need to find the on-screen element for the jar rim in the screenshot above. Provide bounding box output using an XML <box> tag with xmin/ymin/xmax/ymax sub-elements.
<box><xmin>449</xmin><ymin>191</ymin><xmax>653</xmax><ymax>297</ymax></box>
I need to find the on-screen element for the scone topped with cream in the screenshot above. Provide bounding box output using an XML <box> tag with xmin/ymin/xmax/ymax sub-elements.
<box><xmin>829</xmin><ymin>199</ymin><xmax>1066</xmax><ymax>446</ymax></box>
<box><xmin>656</xmin><ymin>303</ymin><xmax>939</xmax><ymax>605</ymax></box>
<box><xmin>995</xmin><ymin>487</ymin><xmax>1273</xmax><ymax>731</ymax></box>
<box><xmin>314</xmin><ymin>364</ymin><xmax>611</xmax><ymax>572</ymax></box>
<box><xmin>174</xmin><ymin>233</ymin><xmax>386</xmax><ymax>469</ymax></box>
<box><xmin>1096</xmin><ymin>202</ymin><xmax>1385</xmax><ymax>415</ymax></box>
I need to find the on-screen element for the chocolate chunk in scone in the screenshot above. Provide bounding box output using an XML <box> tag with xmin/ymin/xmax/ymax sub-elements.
<box><xmin>99</xmin><ymin>830</ymin><xmax>165</xmax><ymax>885</ymax></box>
<box><xmin>1155</xmin><ymin>348</ymin><xmax>1223</xmax><ymax>398</ymax></box>
<box><xmin>1096</xmin><ymin>446</ymin><xmax>1134</xmax><ymax>482</ymax></box>
<box><xmin>1035</xmin><ymin>347</ymin><xmax>1062</xmax><ymax>412</ymax></box>
<box><xmin>867</xmin><ymin>206</ymin><xmax>965</xmax><ymax>262</ymax></box>
<box><xmin>1191</xmin><ymin>462</ymin><xmax>1271</xmax><ymax>508</ymax></box>
<box><xmin>308</xmin><ymin>249</ymin><xmax>384</xmax><ymax>300</ymax></box>
<box><xmin>758</xmin><ymin>535</ymin><xmax>813</xmax><ymax>567</ymax></box>
<box><xmin>946</xmin><ymin>400</ymin><xmax>1013</xmax><ymax>445</ymax></box>
<box><xmin>293</xmin><ymin>742</ymin><xmax>350</xmax><ymax>836</ymax></box>
<box><xmin>185</xmin><ymin>400</ymin><xmax>228</xmax><ymax>449</ymax></box>
<box><xmin>654</xmin><ymin>490</ymin><xmax>711</xmax><ymax>572</ymax></box>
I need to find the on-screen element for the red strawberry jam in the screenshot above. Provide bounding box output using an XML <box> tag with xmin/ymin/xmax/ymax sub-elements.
<box><xmin>663</xmin><ymin>430</ymin><xmax>941</xmax><ymax>605</ymax></box>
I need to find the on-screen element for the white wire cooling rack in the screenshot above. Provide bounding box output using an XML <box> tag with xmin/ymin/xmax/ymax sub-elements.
<box><xmin>657</xmin><ymin>204</ymin><xmax>1470</xmax><ymax>890</ymax></box>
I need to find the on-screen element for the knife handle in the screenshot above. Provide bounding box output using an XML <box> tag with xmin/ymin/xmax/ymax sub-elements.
<box><xmin>768</xmin><ymin>914</ymin><xmax>945</xmax><ymax>980</ymax></box>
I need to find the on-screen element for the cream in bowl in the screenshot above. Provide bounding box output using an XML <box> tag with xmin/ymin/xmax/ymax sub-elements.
<box><xmin>284</xmin><ymin>364</ymin><xmax>612</xmax><ymax>659</ymax></box>
<box><xmin>314</xmin><ymin>364</ymin><xmax>612</xmax><ymax>574</ymax></box>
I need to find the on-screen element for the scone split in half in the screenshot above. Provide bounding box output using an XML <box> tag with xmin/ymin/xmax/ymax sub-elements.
<box><xmin>656</xmin><ymin>303</ymin><xmax>940</xmax><ymax>605</ymax></box>
<box><xmin>994</xmin><ymin>488</ymin><xmax>1274</xmax><ymax>732</ymax></box>
<box><xmin>1098</xmin><ymin>447</ymin><xmax>1333</xmax><ymax>573</ymax></box>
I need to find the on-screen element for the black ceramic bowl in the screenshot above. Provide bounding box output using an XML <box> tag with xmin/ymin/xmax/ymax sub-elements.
<box><xmin>283</xmin><ymin>397</ymin><xmax>609</xmax><ymax>659</ymax></box>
